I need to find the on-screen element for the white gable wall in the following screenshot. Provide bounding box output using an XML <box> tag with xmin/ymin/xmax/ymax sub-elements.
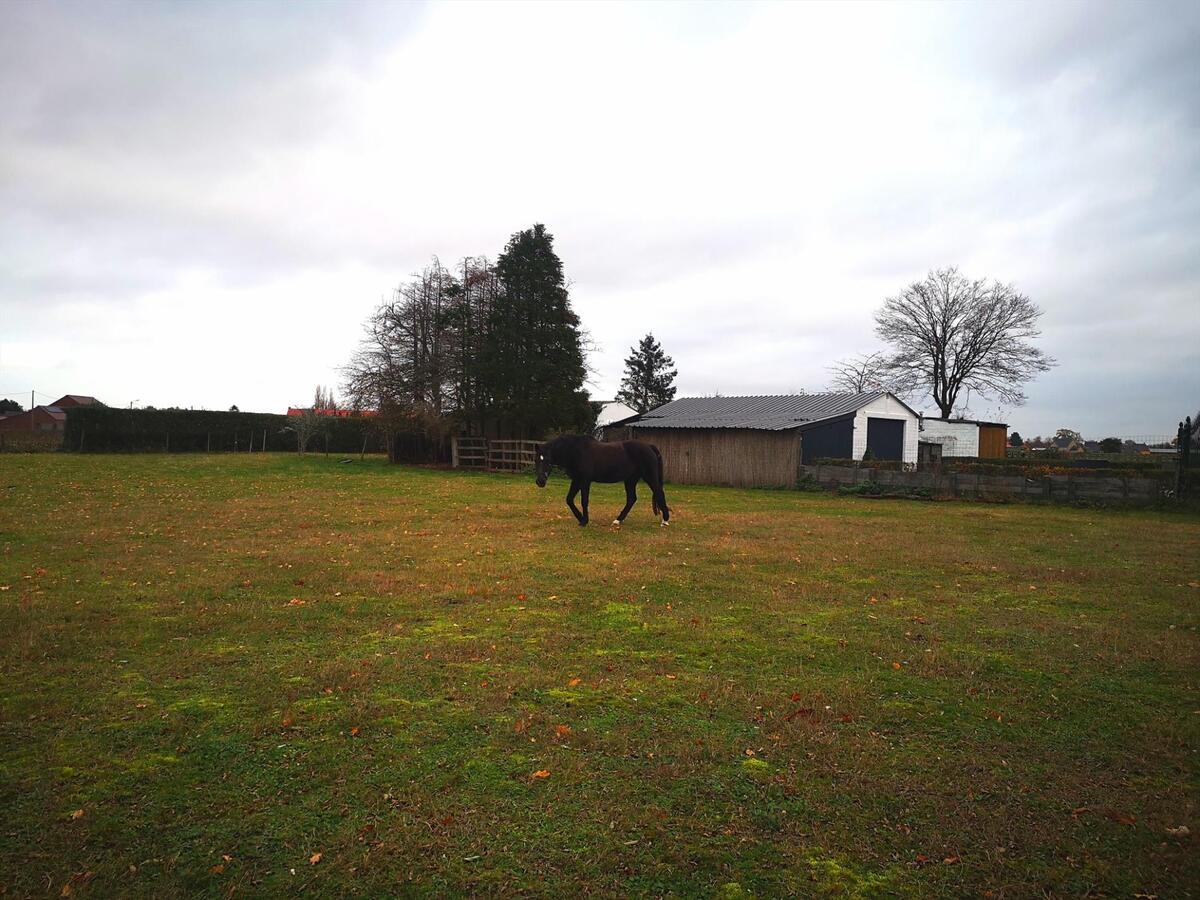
<box><xmin>918</xmin><ymin>419</ymin><xmax>979</xmax><ymax>457</ymax></box>
<box><xmin>850</xmin><ymin>394</ymin><xmax>918</xmax><ymax>464</ymax></box>
<box><xmin>595</xmin><ymin>401</ymin><xmax>638</xmax><ymax>428</ymax></box>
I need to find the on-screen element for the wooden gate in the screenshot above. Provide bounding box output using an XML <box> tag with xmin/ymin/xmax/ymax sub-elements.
<box><xmin>451</xmin><ymin>437</ymin><xmax>539</xmax><ymax>473</ymax></box>
<box><xmin>451</xmin><ymin>437</ymin><xmax>488</xmax><ymax>470</ymax></box>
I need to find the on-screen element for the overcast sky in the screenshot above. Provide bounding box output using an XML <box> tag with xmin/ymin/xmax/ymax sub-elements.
<box><xmin>2</xmin><ymin>0</ymin><xmax>1197</xmax><ymax>439</ymax></box>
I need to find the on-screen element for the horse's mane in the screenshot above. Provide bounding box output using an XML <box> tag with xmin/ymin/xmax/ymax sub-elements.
<box><xmin>544</xmin><ymin>433</ymin><xmax>593</xmax><ymax>461</ymax></box>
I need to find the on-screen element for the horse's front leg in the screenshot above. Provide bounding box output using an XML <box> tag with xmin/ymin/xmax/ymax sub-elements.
<box><xmin>565</xmin><ymin>480</ymin><xmax>585</xmax><ymax>525</ymax></box>
<box><xmin>579</xmin><ymin>481</ymin><xmax>590</xmax><ymax>526</ymax></box>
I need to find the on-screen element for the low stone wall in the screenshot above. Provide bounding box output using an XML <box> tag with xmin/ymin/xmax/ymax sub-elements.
<box><xmin>801</xmin><ymin>464</ymin><xmax>1165</xmax><ymax>503</ymax></box>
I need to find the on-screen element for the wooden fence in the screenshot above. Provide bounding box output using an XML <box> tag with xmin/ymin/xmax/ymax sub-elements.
<box><xmin>452</xmin><ymin>437</ymin><xmax>539</xmax><ymax>473</ymax></box>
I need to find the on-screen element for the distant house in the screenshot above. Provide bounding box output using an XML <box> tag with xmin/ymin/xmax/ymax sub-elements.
<box><xmin>51</xmin><ymin>395</ymin><xmax>101</xmax><ymax>410</ymax></box>
<box><xmin>1051</xmin><ymin>434</ymin><xmax>1085</xmax><ymax>453</ymax></box>
<box><xmin>286</xmin><ymin>407</ymin><xmax>377</xmax><ymax>418</ymax></box>
<box><xmin>602</xmin><ymin>392</ymin><xmax>919</xmax><ymax>487</ymax></box>
<box><xmin>0</xmin><ymin>394</ymin><xmax>100</xmax><ymax>435</ymax></box>
<box><xmin>918</xmin><ymin>417</ymin><xmax>1008</xmax><ymax>458</ymax></box>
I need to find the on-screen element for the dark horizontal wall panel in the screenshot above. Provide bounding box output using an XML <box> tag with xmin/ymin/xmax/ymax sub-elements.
<box><xmin>799</xmin><ymin>416</ymin><xmax>854</xmax><ymax>464</ymax></box>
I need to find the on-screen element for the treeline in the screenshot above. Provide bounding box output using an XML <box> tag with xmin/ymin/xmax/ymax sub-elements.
<box><xmin>64</xmin><ymin>406</ymin><xmax>383</xmax><ymax>454</ymax></box>
<box><xmin>343</xmin><ymin>224</ymin><xmax>594</xmax><ymax>440</ymax></box>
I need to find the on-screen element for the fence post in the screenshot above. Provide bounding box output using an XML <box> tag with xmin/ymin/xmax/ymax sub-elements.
<box><xmin>1176</xmin><ymin>417</ymin><xmax>1191</xmax><ymax>500</ymax></box>
<box><xmin>452</xmin><ymin>436</ymin><xmax>459</xmax><ymax>469</ymax></box>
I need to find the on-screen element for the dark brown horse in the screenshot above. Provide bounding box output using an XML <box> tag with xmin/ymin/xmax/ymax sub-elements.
<box><xmin>534</xmin><ymin>435</ymin><xmax>670</xmax><ymax>527</ymax></box>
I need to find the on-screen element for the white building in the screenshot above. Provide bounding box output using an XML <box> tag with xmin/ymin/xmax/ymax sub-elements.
<box><xmin>918</xmin><ymin>417</ymin><xmax>1009</xmax><ymax>458</ymax></box>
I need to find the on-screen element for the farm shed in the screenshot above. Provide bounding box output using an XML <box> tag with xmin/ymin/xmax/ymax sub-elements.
<box><xmin>918</xmin><ymin>418</ymin><xmax>1008</xmax><ymax>459</ymax></box>
<box><xmin>603</xmin><ymin>392</ymin><xmax>919</xmax><ymax>487</ymax></box>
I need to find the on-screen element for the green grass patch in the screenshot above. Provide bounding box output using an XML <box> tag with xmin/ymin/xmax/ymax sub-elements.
<box><xmin>1</xmin><ymin>453</ymin><xmax>1197</xmax><ymax>897</ymax></box>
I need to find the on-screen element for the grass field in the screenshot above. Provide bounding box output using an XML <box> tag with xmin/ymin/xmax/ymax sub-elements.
<box><xmin>1</xmin><ymin>453</ymin><xmax>1197</xmax><ymax>898</ymax></box>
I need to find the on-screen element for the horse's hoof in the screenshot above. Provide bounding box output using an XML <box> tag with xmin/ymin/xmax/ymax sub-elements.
<box><xmin>660</xmin><ymin>519</ymin><xmax>670</xmax><ymax>527</ymax></box>
<box><xmin>611</xmin><ymin>519</ymin><xmax>621</xmax><ymax>527</ymax></box>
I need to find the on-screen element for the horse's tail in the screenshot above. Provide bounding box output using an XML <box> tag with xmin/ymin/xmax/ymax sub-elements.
<box><xmin>651</xmin><ymin>444</ymin><xmax>664</xmax><ymax>515</ymax></box>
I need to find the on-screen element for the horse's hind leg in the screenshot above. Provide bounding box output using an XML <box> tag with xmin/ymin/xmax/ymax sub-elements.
<box><xmin>646</xmin><ymin>470</ymin><xmax>670</xmax><ymax>524</ymax></box>
<box><xmin>654</xmin><ymin>485</ymin><xmax>670</xmax><ymax>524</ymax></box>
<box><xmin>613</xmin><ymin>478</ymin><xmax>638</xmax><ymax>526</ymax></box>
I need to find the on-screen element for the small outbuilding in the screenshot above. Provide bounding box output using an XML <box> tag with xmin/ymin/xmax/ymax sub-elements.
<box><xmin>603</xmin><ymin>392</ymin><xmax>919</xmax><ymax>488</ymax></box>
<box><xmin>917</xmin><ymin>417</ymin><xmax>1008</xmax><ymax>458</ymax></box>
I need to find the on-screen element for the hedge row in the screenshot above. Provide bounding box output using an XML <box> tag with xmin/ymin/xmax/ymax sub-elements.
<box><xmin>64</xmin><ymin>407</ymin><xmax>384</xmax><ymax>454</ymax></box>
<box><xmin>810</xmin><ymin>456</ymin><xmax>1193</xmax><ymax>484</ymax></box>
<box><xmin>968</xmin><ymin>455</ymin><xmax>1171</xmax><ymax>472</ymax></box>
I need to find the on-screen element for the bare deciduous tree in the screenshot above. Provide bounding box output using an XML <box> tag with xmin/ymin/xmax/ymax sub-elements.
<box><xmin>826</xmin><ymin>351</ymin><xmax>892</xmax><ymax>393</ymax></box>
<box><xmin>285</xmin><ymin>385</ymin><xmax>334</xmax><ymax>454</ymax></box>
<box><xmin>875</xmin><ymin>267</ymin><xmax>1054</xmax><ymax>417</ymax></box>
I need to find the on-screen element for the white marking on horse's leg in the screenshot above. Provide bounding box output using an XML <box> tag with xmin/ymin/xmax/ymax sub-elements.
<box><xmin>611</xmin><ymin>519</ymin><xmax>621</xmax><ymax>527</ymax></box>
<box><xmin>661</xmin><ymin>519</ymin><xmax>670</xmax><ymax>527</ymax></box>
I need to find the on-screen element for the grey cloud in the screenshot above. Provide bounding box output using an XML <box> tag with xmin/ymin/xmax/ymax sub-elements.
<box><xmin>1</xmin><ymin>0</ymin><xmax>1197</xmax><ymax>435</ymax></box>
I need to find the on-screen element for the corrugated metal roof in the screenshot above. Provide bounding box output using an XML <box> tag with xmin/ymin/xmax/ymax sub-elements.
<box><xmin>625</xmin><ymin>392</ymin><xmax>906</xmax><ymax>431</ymax></box>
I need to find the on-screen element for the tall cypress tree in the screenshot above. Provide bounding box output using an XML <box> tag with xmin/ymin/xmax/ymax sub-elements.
<box><xmin>480</xmin><ymin>224</ymin><xmax>589</xmax><ymax>436</ymax></box>
<box><xmin>616</xmin><ymin>333</ymin><xmax>678</xmax><ymax>413</ymax></box>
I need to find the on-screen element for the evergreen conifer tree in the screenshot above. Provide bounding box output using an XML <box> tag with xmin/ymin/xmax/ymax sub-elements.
<box><xmin>480</xmin><ymin>224</ymin><xmax>589</xmax><ymax>436</ymax></box>
<box><xmin>616</xmin><ymin>333</ymin><xmax>678</xmax><ymax>413</ymax></box>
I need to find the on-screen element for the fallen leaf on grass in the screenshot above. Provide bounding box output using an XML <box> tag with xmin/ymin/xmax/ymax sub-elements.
<box><xmin>1165</xmin><ymin>825</ymin><xmax>1190</xmax><ymax>838</ymax></box>
<box><xmin>350</xmin><ymin>727</ymin><xmax>359</xmax><ymax>737</ymax></box>
<box><xmin>514</xmin><ymin>718</ymin><xmax>528</xmax><ymax>734</ymax></box>
<box><xmin>568</xmin><ymin>677</ymin><xmax>581</xmax><ymax>687</ymax></box>
<box><xmin>554</xmin><ymin>724</ymin><xmax>572</xmax><ymax>738</ymax></box>
<box><xmin>531</xmin><ymin>769</ymin><xmax>550</xmax><ymax>779</ymax></box>
<box><xmin>892</xmin><ymin>662</ymin><xmax>902</xmax><ymax>670</ymax></box>
<box><xmin>783</xmin><ymin>708</ymin><xmax>814</xmax><ymax>722</ymax></box>
<box><xmin>210</xmin><ymin>864</ymin><xmax>225</xmax><ymax>875</ymax></box>
<box><xmin>69</xmin><ymin>809</ymin><xmax>85</xmax><ymax>820</ymax></box>
<box><xmin>309</xmin><ymin>852</ymin><xmax>322</xmax><ymax>865</ymax></box>
<box><xmin>943</xmin><ymin>855</ymin><xmax>960</xmax><ymax>864</ymax></box>
<box><xmin>286</xmin><ymin>598</ymin><xmax>306</xmax><ymax>607</ymax></box>
<box><xmin>1104</xmin><ymin>809</ymin><xmax>1136</xmax><ymax>825</ymax></box>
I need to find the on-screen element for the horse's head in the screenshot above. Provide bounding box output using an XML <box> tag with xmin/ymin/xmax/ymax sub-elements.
<box><xmin>534</xmin><ymin>443</ymin><xmax>552</xmax><ymax>488</ymax></box>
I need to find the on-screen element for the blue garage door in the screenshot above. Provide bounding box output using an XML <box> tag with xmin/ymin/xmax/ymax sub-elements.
<box><xmin>866</xmin><ymin>418</ymin><xmax>904</xmax><ymax>460</ymax></box>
